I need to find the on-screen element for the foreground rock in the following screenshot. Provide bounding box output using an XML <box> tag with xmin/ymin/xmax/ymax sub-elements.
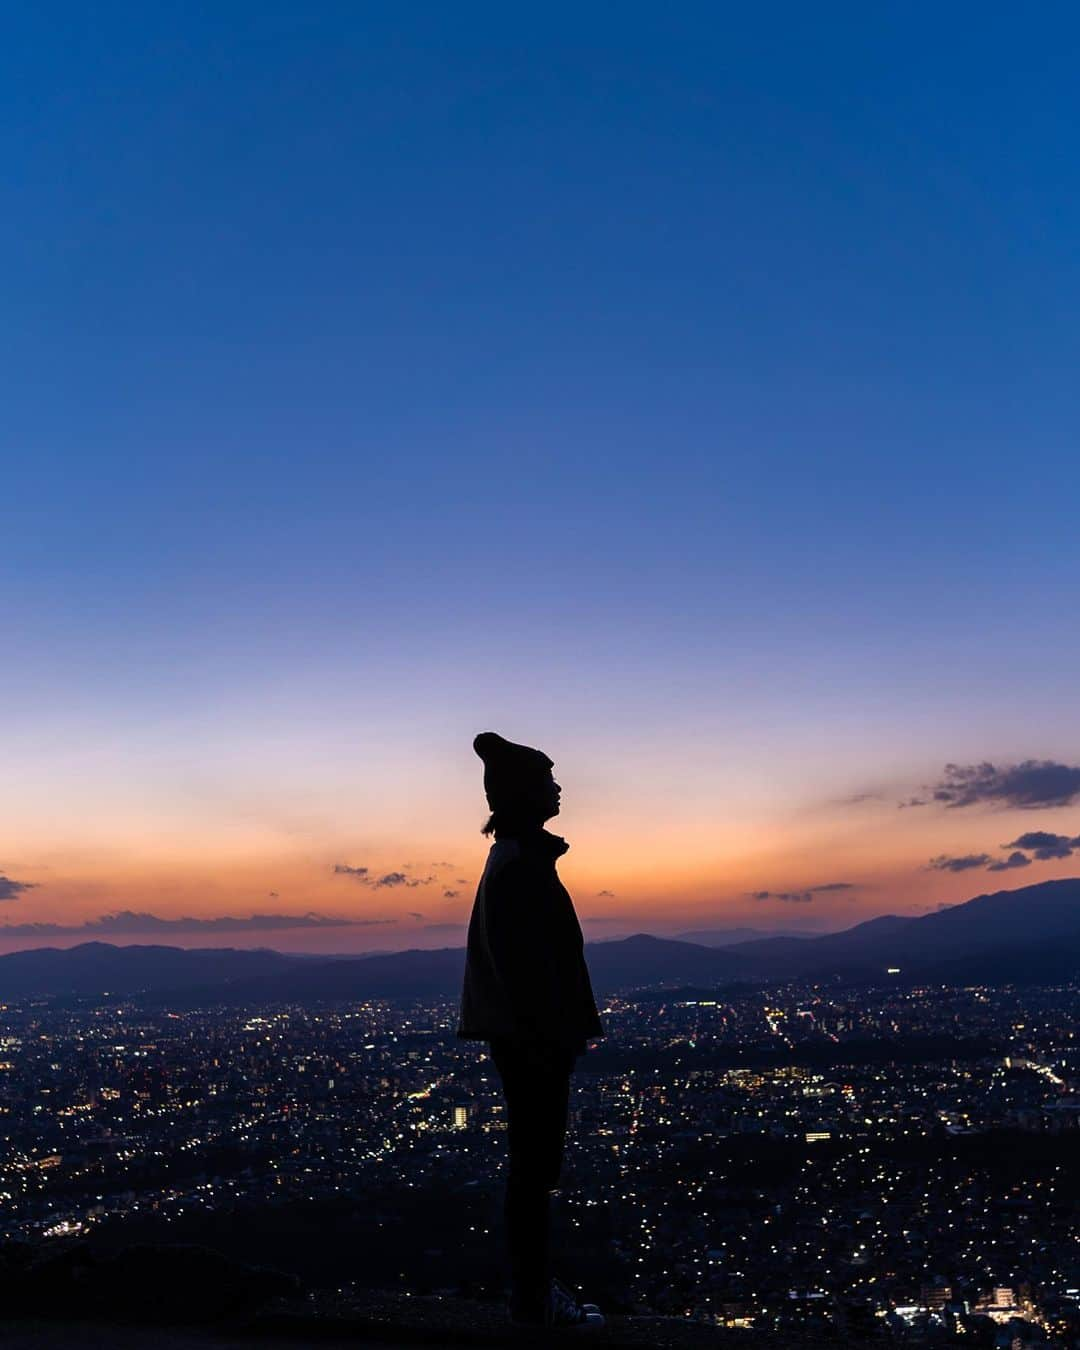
<box><xmin>0</xmin><ymin>1239</ymin><xmax>298</xmax><ymax>1323</ymax></box>
<box><xmin>0</xmin><ymin>1240</ymin><xmax>870</xmax><ymax>1346</ymax></box>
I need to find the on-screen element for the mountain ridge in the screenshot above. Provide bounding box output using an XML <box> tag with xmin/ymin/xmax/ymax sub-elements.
<box><xmin>2</xmin><ymin>877</ymin><xmax>1079</xmax><ymax>1000</ymax></box>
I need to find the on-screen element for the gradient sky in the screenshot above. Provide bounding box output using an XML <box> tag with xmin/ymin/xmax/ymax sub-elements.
<box><xmin>5</xmin><ymin>4</ymin><xmax>1080</xmax><ymax>953</ymax></box>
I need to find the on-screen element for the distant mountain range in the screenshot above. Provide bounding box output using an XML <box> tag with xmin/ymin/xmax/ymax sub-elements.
<box><xmin>723</xmin><ymin>877</ymin><xmax>1080</xmax><ymax>981</ymax></box>
<box><xmin>163</xmin><ymin>934</ymin><xmax>744</xmax><ymax>1008</ymax></box>
<box><xmin>0</xmin><ymin>942</ymin><xmax>307</xmax><ymax>998</ymax></box>
<box><xmin>3</xmin><ymin>877</ymin><xmax>1080</xmax><ymax>1003</ymax></box>
<box><xmin>671</xmin><ymin>926</ymin><xmax>807</xmax><ymax>946</ymax></box>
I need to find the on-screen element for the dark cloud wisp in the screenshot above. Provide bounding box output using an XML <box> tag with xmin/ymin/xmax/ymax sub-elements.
<box><xmin>1003</xmin><ymin>830</ymin><xmax>1080</xmax><ymax>860</ymax></box>
<box><xmin>986</xmin><ymin>851</ymin><xmax>1033</xmax><ymax>873</ymax></box>
<box><xmin>0</xmin><ymin>875</ymin><xmax>37</xmax><ymax>901</ymax></box>
<box><xmin>926</xmin><ymin>823</ymin><xmax>1080</xmax><ymax>876</ymax></box>
<box><xmin>372</xmin><ymin>871</ymin><xmax>434</xmax><ymax>889</ymax></box>
<box><xmin>914</xmin><ymin>760</ymin><xmax>1080</xmax><ymax>811</ymax></box>
<box><xmin>333</xmin><ymin>865</ymin><xmax>433</xmax><ymax>889</ymax></box>
<box><xmin>926</xmin><ymin>854</ymin><xmax>993</xmax><ymax>873</ymax></box>
<box><xmin>750</xmin><ymin>882</ymin><xmax>857</xmax><ymax>905</ymax></box>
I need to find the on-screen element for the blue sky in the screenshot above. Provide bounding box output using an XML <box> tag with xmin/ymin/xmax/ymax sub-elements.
<box><xmin>4</xmin><ymin>4</ymin><xmax>1080</xmax><ymax>948</ymax></box>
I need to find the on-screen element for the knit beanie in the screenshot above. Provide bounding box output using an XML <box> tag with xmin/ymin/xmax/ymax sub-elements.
<box><xmin>473</xmin><ymin>731</ymin><xmax>554</xmax><ymax>812</ymax></box>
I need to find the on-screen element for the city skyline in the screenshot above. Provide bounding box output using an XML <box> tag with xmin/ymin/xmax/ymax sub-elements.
<box><xmin>5</xmin><ymin>974</ymin><xmax>1080</xmax><ymax>1338</ymax></box>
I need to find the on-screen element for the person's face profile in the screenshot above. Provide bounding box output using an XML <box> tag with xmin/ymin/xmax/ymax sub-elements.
<box><xmin>538</xmin><ymin>771</ymin><xmax>561</xmax><ymax>821</ymax></box>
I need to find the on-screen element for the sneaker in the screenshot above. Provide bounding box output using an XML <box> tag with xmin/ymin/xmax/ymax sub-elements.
<box><xmin>545</xmin><ymin>1277</ymin><xmax>605</xmax><ymax>1329</ymax></box>
<box><xmin>552</xmin><ymin>1275</ymin><xmax>601</xmax><ymax>1315</ymax></box>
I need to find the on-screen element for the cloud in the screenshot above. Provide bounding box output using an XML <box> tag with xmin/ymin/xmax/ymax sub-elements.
<box><xmin>0</xmin><ymin>910</ymin><xmax>391</xmax><ymax>938</ymax></box>
<box><xmin>407</xmin><ymin>911</ymin><xmax>424</xmax><ymax>920</ymax></box>
<box><xmin>899</xmin><ymin>796</ymin><xmax>928</xmax><ymax>809</ymax></box>
<box><xmin>926</xmin><ymin>826</ymin><xmax>1080</xmax><ymax>875</ymax></box>
<box><xmin>915</xmin><ymin>760</ymin><xmax>1080</xmax><ymax>810</ymax></box>
<box><xmin>750</xmin><ymin>882</ymin><xmax>857</xmax><ymax>903</ymax></box>
<box><xmin>1003</xmin><ymin>830</ymin><xmax>1080</xmax><ymax>860</ymax></box>
<box><xmin>986</xmin><ymin>851</ymin><xmax>1033</xmax><ymax>873</ymax></box>
<box><xmin>443</xmin><ymin>889</ymin><xmax>460</xmax><ymax>899</ymax></box>
<box><xmin>421</xmin><ymin>922</ymin><xmax>467</xmax><ymax>937</ymax></box>
<box><xmin>926</xmin><ymin>853</ymin><xmax>993</xmax><ymax>873</ymax></box>
<box><xmin>333</xmin><ymin>865</ymin><xmax>433</xmax><ymax>889</ymax></box>
<box><xmin>381</xmin><ymin>872</ymin><xmax>434</xmax><ymax>888</ymax></box>
<box><xmin>0</xmin><ymin>875</ymin><xmax>37</xmax><ymax>901</ymax></box>
<box><xmin>268</xmin><ymin>891</ymin><xmax>279</xmax><ymax>898</ymax></box>
<box><xmin>1006</xmin><ymin>830</ymin><xmax>1068</xmax><ymax>850</ymax></box>
<box><xmin>456</xmin><ymin>879</ymin><xmax>468</xmax><ymax>885</ymax></box>
<box><xmin>596</xmin><ymin>889</ymin><xmax>616</xmax><ymax>897</ymax></box>
<box><xmin>751</xmin><ymin>890</ymin><xmax>813</xmax><ymax>904</ymax></box>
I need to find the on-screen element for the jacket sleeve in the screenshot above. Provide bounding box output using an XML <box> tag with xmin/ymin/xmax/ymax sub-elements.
<box><xmin>484</xmin><ymin>856</ymin><xmax>566</xmax><ymax>1042</ymax></box>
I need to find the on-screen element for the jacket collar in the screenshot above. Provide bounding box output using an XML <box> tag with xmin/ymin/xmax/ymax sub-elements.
<box><xmin>493</xmin><ymin>826</ymin><xmax>569</xmax><ymax>858</ymax></box>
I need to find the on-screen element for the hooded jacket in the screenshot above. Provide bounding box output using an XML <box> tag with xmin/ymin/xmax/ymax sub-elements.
<box><xmin>456</xmin><ymin>828</ymin><xmax>604</xmax><ymax>1056</ymax></box>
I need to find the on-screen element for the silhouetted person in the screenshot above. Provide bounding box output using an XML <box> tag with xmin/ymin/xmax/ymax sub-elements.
<box><xmin>457</xmin><ymin>731</ymin><xmax>606</xmax><ymax>1329</ymax></box>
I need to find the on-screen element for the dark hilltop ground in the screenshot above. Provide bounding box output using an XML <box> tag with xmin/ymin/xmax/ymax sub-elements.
<box><xmin>0</xmin><ymin>1239</ymin><xmax>870</xmax><ymax>1349</ymax></box>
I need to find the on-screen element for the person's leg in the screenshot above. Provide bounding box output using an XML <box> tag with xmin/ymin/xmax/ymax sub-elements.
<box><xmin>489</xmin><ymin>1038</ymin><xmax>573</xmax><ymax>1319</ymax></box>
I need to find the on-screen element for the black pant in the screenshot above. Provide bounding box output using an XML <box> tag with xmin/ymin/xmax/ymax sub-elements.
<box><xmin>488</xmin><ymin>1037</ymin><xmax>578</xmax><ymax>1314</ymax></box>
